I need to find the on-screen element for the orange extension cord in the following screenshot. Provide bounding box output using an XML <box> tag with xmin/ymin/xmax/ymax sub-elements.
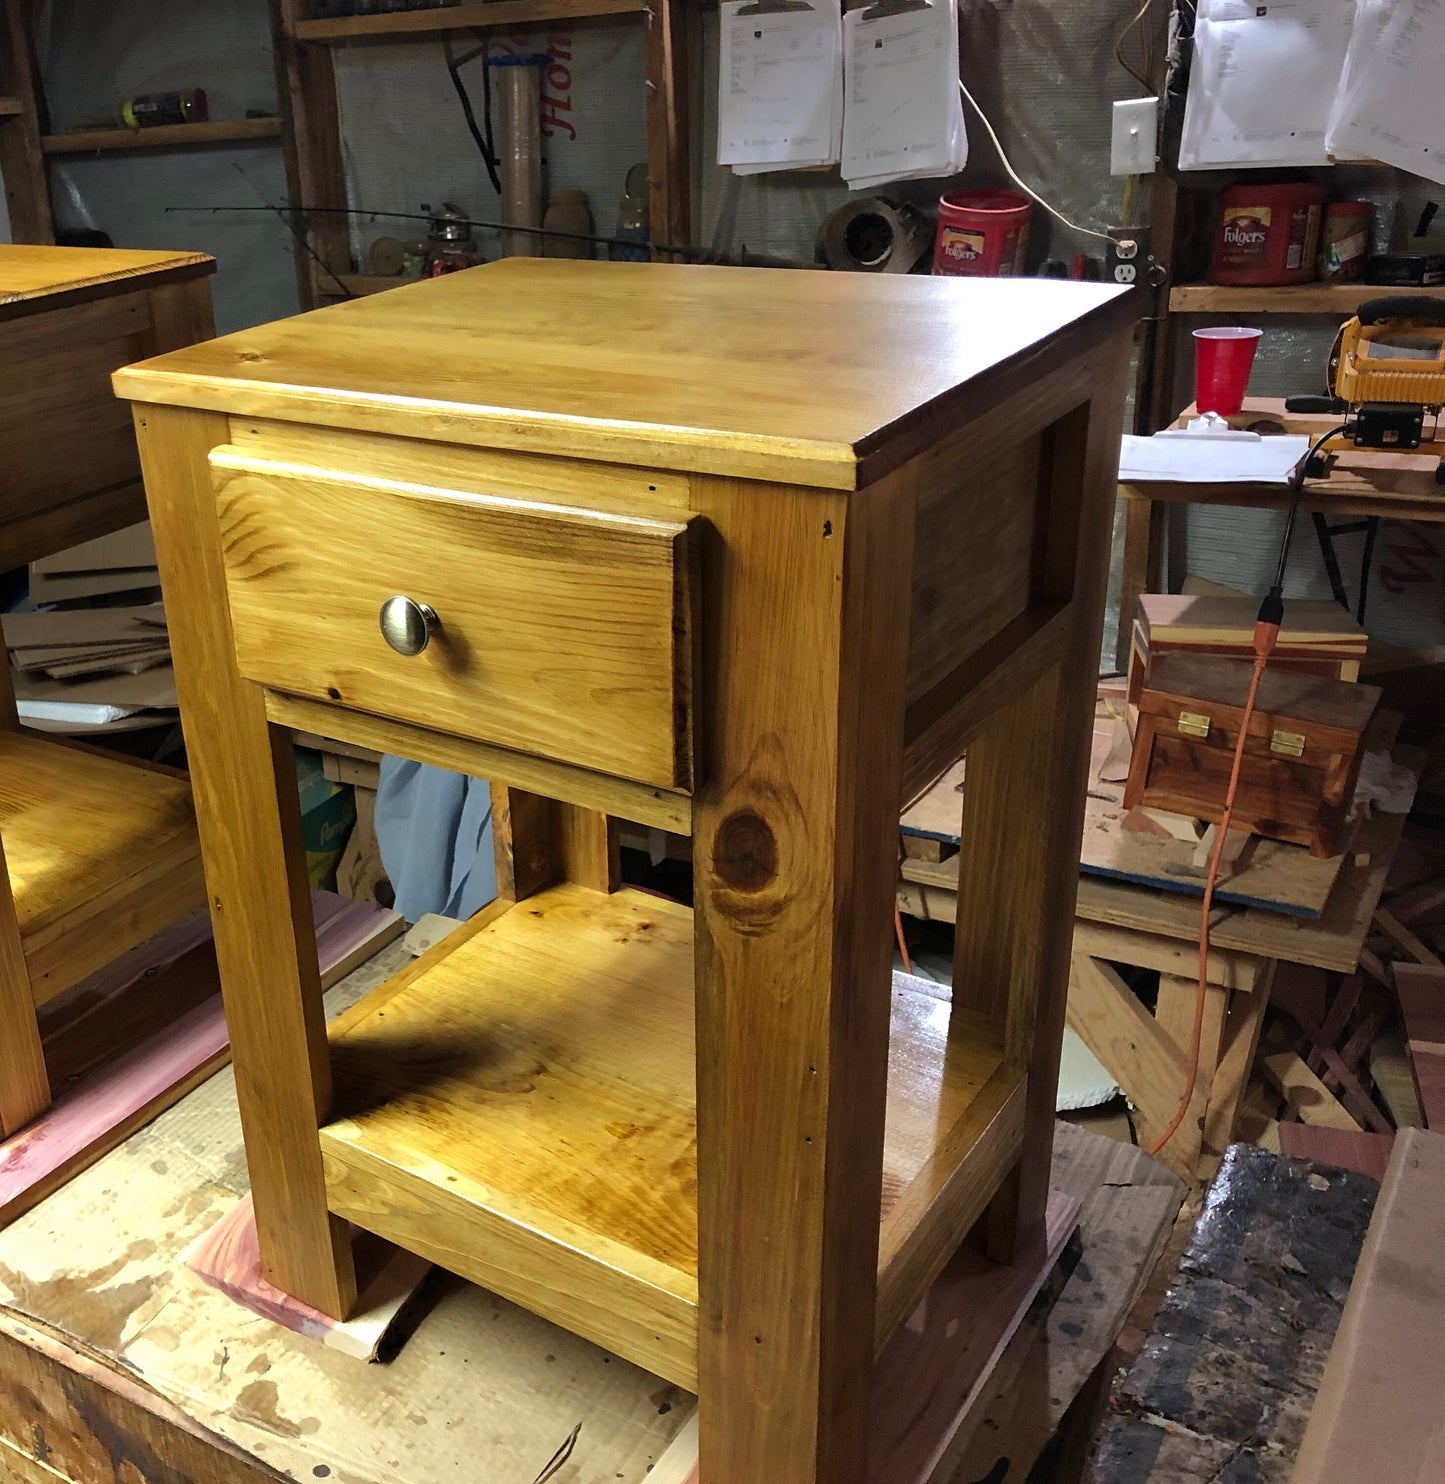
<box><xmin>1147</xmin><ymin>617</ymin><xmax>1279</xmax><ymax>1158</ymax></box>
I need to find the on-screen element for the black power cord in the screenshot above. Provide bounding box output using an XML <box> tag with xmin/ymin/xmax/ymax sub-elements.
<box><xmin>1257</xmin><ymin>422</ymin><xmax>1349</xmax><ymax>628</ymax></box>
<box><xmin>444</xmin><ymin>34</ymin><xmax>501</xmax><ymax>194</ymax></box>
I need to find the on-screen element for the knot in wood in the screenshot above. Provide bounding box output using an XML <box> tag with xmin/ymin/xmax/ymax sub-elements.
<box><xmin>711</xmin><ymin>809</ymin><xmax>777</xmax><ymax>893</ymax></box>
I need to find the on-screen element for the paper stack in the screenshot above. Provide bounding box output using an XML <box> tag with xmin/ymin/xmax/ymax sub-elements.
<box><xmin>1179</xmin><ymin>0</ymin><xmax>1360</xmax><ymax>170</ymax></box>
<box><xmin>1180</xmin><ymin>0</ymin><xmax>1445</xmax><ymax>183</ymax></box>
<box><xmin>717</xmin><ymin>1</ymin><xmax>843</xmax><ymax>175</ymax></box>
<box><xmin>5</xmin><ymin>604</ymin><xmax>178</xmax><ymax>733</ymax></box>
<box><xmin>1327</xmin><ymin>0</ymin><xmax>1445</xmax><ymax>186</ymax></box>
<box><xmin>841</xmin><ymin>0</ymin><xmax>967</xmax><ymax>190</ymax></box>
<box><xmin>1117</xmin><ymin>432</ymin><xmax>1310</xmax><ymax>484</ymax></box>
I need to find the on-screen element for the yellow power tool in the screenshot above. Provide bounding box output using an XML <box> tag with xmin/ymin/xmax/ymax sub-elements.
<box><xmin>1286</xmin><ymin>294</ymin><xmax>1445</xmax><ymax>484</ymax></box>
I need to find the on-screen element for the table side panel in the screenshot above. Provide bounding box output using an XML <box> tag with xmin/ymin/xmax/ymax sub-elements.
<box><xmin>0</xmin><ymin>294</ymin><xmax>153</xmax><ymax>525</ymax></box>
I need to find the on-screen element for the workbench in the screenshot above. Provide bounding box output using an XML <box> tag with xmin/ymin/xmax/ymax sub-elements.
<box><xmin>1116</xmin><ymin>396</ymin><xmax>1445</xmax><ymax>669</ymax></box>
<box><xmin>116</xmin><ymin>259</ymin><xmax>1137</xmax><ymax>1482</ymax></box>
<box><xmin>898</xmin><ymin>729</ymin><xmax>1412</xmax><ymax>1181</ymax></box>
<box><xmin>0</xmin><ymin>931</ymin><xmax>1180</xmax><ymax>1484</ymax></box>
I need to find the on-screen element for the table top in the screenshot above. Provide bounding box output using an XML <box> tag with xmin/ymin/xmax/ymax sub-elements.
<box><xmin>113</xmin><ymin>258</ymin><xmax>1132</xmax><ymax>489</ymax></box>
<box><xmin>0</xmin><ymin>244</ymin><xmax>214</xmax><ymax>320</ymax></box>
<box><xmin>1119</xmin><ymin>398</ymin><xmax>1445</xmax><ymax>521</ymax></box>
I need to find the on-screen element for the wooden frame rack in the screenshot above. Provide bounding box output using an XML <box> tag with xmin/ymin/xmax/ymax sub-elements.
<box><xmin>270</xmin><ymin>0</ymin><xmax>691</xmax><ymax>308</ymax></box>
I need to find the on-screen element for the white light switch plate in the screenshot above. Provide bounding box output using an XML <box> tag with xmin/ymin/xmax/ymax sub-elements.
<box><xmin>1111</xmin><ymin>97</ymin><xmax>1158</xmax><ymax>176</ymax></box>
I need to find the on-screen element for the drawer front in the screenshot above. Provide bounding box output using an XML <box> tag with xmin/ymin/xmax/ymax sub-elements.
<box><xmin>210</xmin><ymin>448</ymin><xmax>698</xmax><ymax>791</ymax></box>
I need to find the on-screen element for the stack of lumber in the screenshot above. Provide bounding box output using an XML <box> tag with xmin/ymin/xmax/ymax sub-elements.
<box><xmin>1251</xmin><ymin>827</ymin><xmax>1445</xmax><ymax>1174</ymax></box>
<box><xmin>6</xmin><ymin>603</ymin><xmax>177</xmax><ymax>733</ymax></box>
<box><xmin>1126</xmin><ymin>593</ymin><xmax>1368</xmax><ymax>704</ymax></box>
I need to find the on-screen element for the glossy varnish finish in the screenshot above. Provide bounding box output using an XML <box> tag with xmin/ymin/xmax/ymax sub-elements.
<box><xmin>121</xmin><ymin>261</ymin><xmax>1136</xmax><ymax>1484</ymax></box>
<box><xmin>116</xmin><ymin>258</ymin><xmax>1127</xmax><ymax>487</ymax></box>
<box><xmin>321</xmin><ymin>883</ymin><xmax>1010</xmax><ymax>1390</ymax></box>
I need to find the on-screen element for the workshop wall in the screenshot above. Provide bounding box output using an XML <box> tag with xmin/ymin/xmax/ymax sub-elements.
<box><xmin>28</xmin><ymin>2</ymin><xmax>1445</xmax><ymax>653</ymax></box>
<box><xmin>34</xmin><ymin>0</ymin><xmax>299</xmax><ymax>334</ymax></box>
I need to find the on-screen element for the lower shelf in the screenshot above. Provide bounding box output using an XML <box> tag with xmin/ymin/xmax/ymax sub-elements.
<box><xmin>320</xmin><ymin>882</ymin><xmax>1025</xmax><ymax>1388</ymax></box>
<box><xmin>0</xmin><ymin>732</ymin><xmax>203</xmax><ymax>998</ymax></box>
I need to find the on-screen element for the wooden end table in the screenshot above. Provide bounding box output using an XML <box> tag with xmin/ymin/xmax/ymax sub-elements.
<box><xmin>119</xmin><ymin>260</ymin><xmax>1135</xmax><ymax>1483</ymax></box>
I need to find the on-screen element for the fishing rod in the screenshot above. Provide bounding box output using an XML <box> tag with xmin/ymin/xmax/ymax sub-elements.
<box><xmin>164</xmin><ymin>202</ymin><xmax>813</xmax><ymax>273</ymax></box>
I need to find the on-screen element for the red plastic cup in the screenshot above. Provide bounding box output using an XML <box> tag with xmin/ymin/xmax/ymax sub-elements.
<box><xmin>1193</xmin><ymin>327</ymin><xmax>1263</xmax><ymax>417</ymax></box>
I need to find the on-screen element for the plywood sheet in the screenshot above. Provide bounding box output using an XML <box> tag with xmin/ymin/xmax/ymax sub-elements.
<box><xmin>1294</xmin><ymin>1129</ymin><xmax>1445</xmax><ymax>1483</ymax></box>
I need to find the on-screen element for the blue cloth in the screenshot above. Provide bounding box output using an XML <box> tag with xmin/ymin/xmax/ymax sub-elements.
<box><xmin>373</xmin><ymin>758</ymin><xmax>496</xmax><ymax>923</ymax></box>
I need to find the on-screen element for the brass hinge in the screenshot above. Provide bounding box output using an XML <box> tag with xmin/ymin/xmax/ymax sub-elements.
<box><xmin>1271</xmin><ymin>730</ymin><xmax>1306</xmax><ymax>758</ymax></box>
<box><xmin>1178</xmin><ymin>711</ymin><xmax>1210</xmax><ymax>739</ymax></box>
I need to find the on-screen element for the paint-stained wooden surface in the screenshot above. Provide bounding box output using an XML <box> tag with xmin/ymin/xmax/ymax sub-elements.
<box><xmin>211</xmin><ymin>448</ymin><xmax>699</xmax><ymax>789</ymax></box>
<box><xmin>115</xmin><ymin>260</ymin><xmax>1131</xmax><ymax>487</ymax></box>
<box><xmin>1089</xmin><ymin>1144</ymin><xmax>1377</xmax><ymax>1482</ymax></box>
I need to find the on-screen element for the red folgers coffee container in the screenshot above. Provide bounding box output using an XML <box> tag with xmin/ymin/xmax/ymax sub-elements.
<box><xmin>1211</xmin><ymin>181</ymin><xmax>1326</xmax><ymax>285</ymax></box>
<box><xmin>933</xmin><ymin>190</ymin><xmax>1032</xmax><ymax>277</ymax></box>
<box><xmin>1320</xmin><ymin>200</ymin><xmax>1373</xmax><ymax>280</ymax></box>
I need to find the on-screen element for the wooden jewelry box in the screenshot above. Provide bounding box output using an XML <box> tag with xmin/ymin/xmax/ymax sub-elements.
<box><xmin>117</xmin><ymin>259</ymin><xmax>1135</xmax><ymax>1484</ymax></box>
<box><xmin>1124</xmin><ymin>651</ymin><xmax>1382</xmax><ymax>858</ymax></box>
<box><xmin>1125</xmin><ymin>592</ymin><xmax>1367</xmax><ymax>707</ymax></box>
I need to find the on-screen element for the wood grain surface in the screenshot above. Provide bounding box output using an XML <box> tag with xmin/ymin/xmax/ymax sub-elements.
<box><xmin>0</xmin><ymin>731</ymin><xmax>196</xmax><ymax>943</ymax></box>
<box><xmin>0</xmin><ymin>243</ymin><xmax>213</xmax><ymax>317</ymax></box>
<box><xmin>115</xmin><ymin>261</ymin><xmax>1130</xmax><ymax>487</ymax></box>
<box><xmin>322</xmin><ymin>884</ymin><xmax>1007</xmax><ymax>1391</ymax></box>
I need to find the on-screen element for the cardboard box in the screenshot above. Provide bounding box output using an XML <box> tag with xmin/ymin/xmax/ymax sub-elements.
<box><xmin>294</xmin><ymin>747</ymin><xmax>357</xmax><ymax>892</ymax></box>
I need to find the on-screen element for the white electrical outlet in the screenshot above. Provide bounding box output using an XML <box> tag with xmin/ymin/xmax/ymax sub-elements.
<box><xmin>1111</xmin><ymin>97</ymin><xmax>1158</xmax><ymax>176</ymax></box>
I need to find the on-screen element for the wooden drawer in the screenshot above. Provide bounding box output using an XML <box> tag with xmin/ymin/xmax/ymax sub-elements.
<box><xmin>210</xmin><ymin>448</ymin><xmax>699</xmax><ymax>790</ymax></box>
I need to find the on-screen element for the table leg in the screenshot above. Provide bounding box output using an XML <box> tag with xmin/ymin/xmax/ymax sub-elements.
<box><xmin>1117</xmin><ymin>492</ymin><xmax>1163</xmax><ymax>671</ymax></box>
<box><xmin>134</xmin><ymin>405</ymin><xmax>356</xmax><ymax>1319</ymax></box>
<box><xmin>1154</xmin><ymin>973</ymin><xmax>1230</xmax><ymax>1101</ymax></box>
<box><xmin>1067</xmin><ymin>954</ymin><xmax>1208</xmax><ymax>1181</ymax></box>
<box><xmin>691</xmin><ymin>476</ymin><xmax>914</xmax><ymax>1484</ymax></box>
<box><xmin>1202</xmin><ymin>963</ymin><xmax>1275</xmax><ymax>1157</ymax></box>
<box><xmin>0</xmin><ymin>843</ymin><xmax>49</xmax><ymax>1135</ymax></box>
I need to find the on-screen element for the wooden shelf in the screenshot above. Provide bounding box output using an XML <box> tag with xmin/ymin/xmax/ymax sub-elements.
<box><xmin>0</xmin><ymin>729</ymin><xmax>201</xmax><ymax>997</ymax></box>
<box><xmin>320</xmin><ymin>881</ymin><xmax>1022</xmax><ymax>1389</ymax></box>
<box><xmin>0</xmin><ymin>97</ymin><xmax>23</xmax><ymax>118</ymax></box>
<box><xmin>1169</xmin><ymin>281</ymin><xmax>1440</xmax><ymax>315</ymax></box>
<box><xmin>41</xmin><ymin>118</ymin><xmax>281</xmax><ymax>155</ymax></box>
<box><xmin>294</xmin><ymin>0</ymin><xmax>644</xmax><ymax>42</ymax></box>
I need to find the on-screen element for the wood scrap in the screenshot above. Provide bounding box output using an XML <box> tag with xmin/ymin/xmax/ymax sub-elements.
<box><xmin>1373</xmin><ymin>906</ymin><xmax>1444</xmax><ymax>968</ymax></box>
<box><xmin>1261</xmin><ymin>1052</ymin><xmax>1362</xmax><ymax>1132</ymax></box>
<box><xmin>1293</xmin><ymin>1130</ymin><xmax>1445</xmax><ymax>1483</ymax></box>
<box><xmin>1276</xmin><ymin>1124</ymin><xmax>1395</xmax><ymax>1182</ymax></box>
<box><xmin>1392</xmin><ymin>963</ymin><xmax>1445</xmax><ymax>1129</ymax></box>
<box><xmin>1389</xmin><ymin>877</ymin><xmax>1445</xmax><ymax>928</ymax></box>
<box><xmin>1369</xmin><ymin>1025</ymin><xmax>1426</xmax><ymax>1130</ymax></box>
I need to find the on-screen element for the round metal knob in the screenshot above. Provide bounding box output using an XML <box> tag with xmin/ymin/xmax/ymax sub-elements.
<box><xmin>379</xmin><ymin>596</ymin><xmax>438</xmax><ymax>657</ymax></box>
